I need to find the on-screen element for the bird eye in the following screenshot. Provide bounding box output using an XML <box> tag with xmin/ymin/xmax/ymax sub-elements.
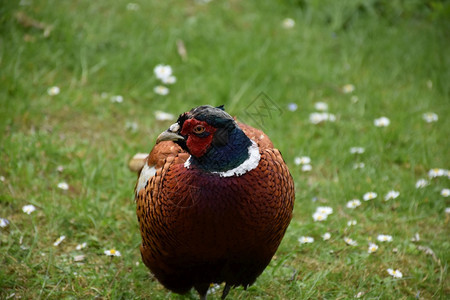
<box><xmin>192</xmin><ymin>125</ymin><xmax>205</xmax><ymax>134</ymax></box>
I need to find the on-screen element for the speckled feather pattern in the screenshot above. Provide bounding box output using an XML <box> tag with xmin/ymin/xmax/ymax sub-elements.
<box><xmin>135</xmin><ymin>123</ymin><xmax>294</xmax><ymax>295</ymax></box>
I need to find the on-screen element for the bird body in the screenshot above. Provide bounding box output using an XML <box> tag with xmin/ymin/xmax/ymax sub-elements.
<box><xmin>135</xmin><ymin>105</ymin><xmax>294</xmax><ymax>299</ymax></box>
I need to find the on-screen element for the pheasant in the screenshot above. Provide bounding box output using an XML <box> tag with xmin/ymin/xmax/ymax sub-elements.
<box><xmin>135</xmin><ymin>105</ymin><xmax>295</xmax><ymax>299</ymax></box>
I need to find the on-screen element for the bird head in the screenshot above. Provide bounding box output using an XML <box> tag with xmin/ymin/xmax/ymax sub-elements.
<box><xmin>156</xmin><ymin>105</ymin><xmax>253</xmax><ymax>172</ymax></box>
<box><xmin>156</xmin><ymin>105</ymin><xmax>235</xmax><ymax>157</ymax></box>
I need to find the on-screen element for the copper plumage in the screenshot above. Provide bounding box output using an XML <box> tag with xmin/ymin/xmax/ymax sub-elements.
<box><xmin>135</xmin><ymin>105</ymin><xmax>294</xmax><ymax>299</ymax></box>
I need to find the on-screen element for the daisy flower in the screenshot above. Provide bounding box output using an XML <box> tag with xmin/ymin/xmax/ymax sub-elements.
<box><xmin>104</xmin><ymin>249</ymin><xmax>121</xmax><ymax>257</ymax></box>
<box><xmin>342</xmin><ymin>84</ymin><xmax>355</xmax><ymax>94</ymax></box>
<box><xmin>377</xmin><ymin>234</ymin><xmax>392</xmax><ymax>242</ymax></box>
<box><xmin>154</xmin><ymin>85</ymin><xmax>169</xmax><ymax>96</ymax></box>
<box><xmin>0</xmin><ymin>218</ymin><xmax>10</xmax><ymax>228</ymax></box>
<box><xmin>47</xmin><ymin>86</ymin><xmax>60</xmax><ymax>96</ymax></box>
<box><xmin>125</xmin><ymin>121</ymin><xmax>139</xmax><ymax>132</ymax></box>
<box><xmin>110</xmin><ymin>95</ymin><xmax>124</xmax><ymax>103</ymax></box>
<box><xmin>76</xmin><ymin>242</ymin><xmax>87</xmax><ymax>250</ymax></box>
<box><xmin>0</xmin><ymin>175</ymin><xmax>5</xmax><ymax>182</ymax></box>
<box><xmin>287</xmin><ymin>103</ymin><xmax>298</xmax><ymax>111</ymax></box>
<box><xmin>445</xmin><ymin>207</ymin><xmax>450</xmax><ymax>214</ymax></box>
<box><xmin>53</xmin><ymin>235</ymin><xmax>66</xmax><ymax>246</ymax></box>
<box><xmin>161</xmin><ymin>75</ymin><xmax>177</xmax><ymax>85</ymax></box>
<box><xmin>22</xmin><ymin>204</ymin><xmax>36</xmax><ymax>215</ymax></box>
<box><xmin>350</xmin><ymin>147</ymin><xmax>365</xmax><ymax>154</ymax></box>
<box><xmin>344</xmin><ymin>237</ymin><xmax>358</xmax><ymax>246</ymax></box>
<box><xmin>422</xmin><ymin>112</ymin><xmax>438</xmax><ymax>123</ymax></box>
<box><xmin>282</xmin><ymin>18</ymin><xmax>295</xmax><ymax>29</ymax></box>
<box><xmin>428</xmin><ymin>168</ymin><xmax>446</xmax><ymax>178</ymax></box>
<box><xmin>57</xmin><ymin>182</ymin><xmax>69</xmax><ymax>190</ymax></box>
<box><xmin>126</xmin><ymin>3</ymin><xmax>140</xmax><ymax>11</ymax></box>
<box><xmin>363</xmin><ymin>192</ymin><xmax>377</xmax><ymax>201</ymax></box>
<box><xmin>387</xmin><ymin>268</ymin><xmax>403</xmax><ymax>278</ymax></box>
<box><xmin>312</xmin><ymin>211</ymin><xmax>328</xmax><ymax>222</ymax></box>
<box><xmin>347</xmin><ymin>220</ymin><xmax>357</xmax><ymax>226</ymax></box>
<box><xmin>301</xmin><ymin>164</ymin><xmax>312</xmax><ymax>172</ymax></box>
<box><xmin>346</xmin><ymin>199</ymin><xmax>361</xmax><ymax>209</ymax></box>
<box><xmin>294</xmin><ymin>156</ymin><xmax>311</xmax><ymax>165</ymax></box>
<box><xmin>415</xmin><ymin>179</ymin><xmax>429</xmax><ymax>188</ymax></box>
<box><xmin>309</xmin><ymin>112</ymin><xmax>336</xmax><ymax>124</ymax></box>
<box><xmin>154</xmin><ymin>64</ymin><xmax>173</xmax><ymax>81</ymax></box>
<box><xmin>316</xmin><ymin>206</ymin><xmax>333</xmax><ymax>215</ymax></box>
<box><xmin>384</xmin><ymin>190</ymin><xmax>400</xmax><ymax>201</ymax></box>
<box><xmin>374</xmin><ymin>117</ymin><xmax>390</xmax><ymax>127</ymax></box>
<box><xmin>368</xmin><ymin>243</ymin><xmax>378</xmax><ymax>253</ymax></box>
<box><xmin>298</xmin><ymin>236</ymin><xmax>314</xmax><ymax>244</ymax></box>
<box><xmin>314</xmin><ymin>102</ymin><xmax>328</xmax><ymax>111</ymax></box>
<box><xmin>441</xmin><ymin>189</ymin><xmax>449</xmax><ymax>197</ymax></box>
<box><xmin>322</xmin><ymin>232</ymin><xmax>331</xmax><ymax>240</ymax></box>
<box><xmin>353</xmin><ymin>162</ymin><xmax>365</xmax><ymax>169</ymax></box>
<box><xmin>154</xmin><ymin>111</ymin><xmax>175</xmax><ymax>121</ymax></box>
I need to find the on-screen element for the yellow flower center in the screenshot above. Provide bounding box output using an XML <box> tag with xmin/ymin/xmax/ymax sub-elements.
<box><xmin>110</xmin><ymin>249</ymin><xmax>116</xmax><ymax>255</ymax></box>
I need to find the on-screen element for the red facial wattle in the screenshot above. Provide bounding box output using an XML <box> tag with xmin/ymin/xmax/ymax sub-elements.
<box><xmin>181</xmin><ymin>119</ymin><xmax>216</xmax><ymax>157</ymax></box>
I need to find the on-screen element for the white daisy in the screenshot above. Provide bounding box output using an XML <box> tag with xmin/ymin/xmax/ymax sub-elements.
<box><xmin>53</xmin><ymin>235</ymin><xmax>66</xmax><ymax>246</ymax></box>
<box><xmin>445</xmin><ymin>207</ymin><xmax>450</xmax><ymax>214</ymax></box>
<box><xmin>428</xmin><ymin>168</ymin><xmax>445</xmax><ymax>178</ymax></box>
<box><xmin>363</xmin><ymin>192</ymin><xmax>377</xmax><ymax>201</ymax></box>
<box><xmin>22</xmin><ymin>204</ymin><xmax>36</xmax><ymax>215</ymax></box>
<box><xmin>342</xmin><ymin>84</ymin><xmax>355</xmax><ymax>94</ymax></box>
<box><xmin>126</xmin><ymin>3</ymin><xmax>140</xmax><ymax>11</ymax></box>
<box><xmin>154</xmin><ymin>64</ymin><xmax>173</xmax><ymax>81</ymax></box>
<box><xmin>344</xmin><ymin>237</ymin><xmax>358</xmax><ymax>246</ymax></box>
<box><xmin>316</xmin><ymin>206</ymin><xmax>333</xmax><ymax>215</ymax></box>
<box><xmin>47</xmin><ymin>86</ymin><xmax>60</xmax><ymax>96</ymax></box>
<box><xmin>322</xmin><ymin>232</ymin><xmax>331</xmax><ymax>240</ymax></box>
<box><xmin>301</xmin><ymin>164</ymin><xmax>312</xmax><ymax>172</ymax></box>
<box><xmin>76</xmin><ymin>242</ymin><xmax>87</xmax><ymax>250</ymax></box>
<box><xmin>161</xmin><ymin>75</ymin><xmax>177</xmax><ymax>85</ymax></box>
<box><xmin>309</xmin><ymin>112</ymin><xmax>336</xmax><ymax>124</ymax></box>
<box><xmin>110</xmin><ymin>95</ymin><xmax>124</xmax><ymax>103</ymax></box>
<box><xmin>104</xmin><ymin>249</ymin><xmax>121</xmax><ymax>257</ymax></box>
<box><xmin>350</xmin><ymin>147</ymin><xmax>365</xmax><ymax>154</ymax></box>
<box><xmin>368</xmin><ymin>243</ymin><xmax>378</xmax><ymax>253</ymax></box>
<box><xmin>374</xmin><ymin>117</ymin><xmax>390</xmax><ymax>127</ymax></box>
<box><xmin>57</xmin><ymin>182</ymin><xmax>69</xmax><ymax>190</ymax></box>
<box><xmin>346</xmin><ymin>199</ymin><xmax>361</xmax><ymax>209</ymax></box>
<box><xmin>441</xmin><ymin>189</ymin><xmax>449</xmax><ymax>197</ymax></box>
<box><xmin>154</xmin><ymin>111</ymin><xmax>175</xmax><ymax>121</ymax></box>
<box><xmin>312</xmin><ymin>211</ymin><xmax>328</xmax><ymax>222</ymax></box>
<box><xmin>415</xmin><ymin>179</ymin><xmax>429</xmax><ymax>189</ymax></box>
<box><xmin>353</xmin><ymin>162</ymin><xmax>365</xmax><ymax>169</ymax></box>
<box><xmin>377</xmin><ymin>234</ymin><xmax>393</xmax><ymax>242</ymax></box>
<box><xmin>294</xmin><ymin>156</ymin><xmax>311</xmax><ymax>165</ymax></box>
<box><xmin>384</xmin><ymin>190</ymin><xmax>400</xmax><ymax>201</ymax></box>
<box><xmin>282</xmin><ymin>18</ymin><xmax>295</xmax><ymax>29</ymax></box>
<box><xmin>422</xmin><ymin>112</ymin><xmax>438</xmax><ymax>123</ymax></box>
<box><xmin>387</xmin><ymin>268</ymin><xmax>403</xmax><ymax>278</ymax></box>
<box><xmin>298</xmin><ymin>236</ymin><xmax>314</xmax><ymax>244</ymax></box>
<box><xmin>154</xmin><ymin>85</ymin><xmax>169</xmax><ymax>96</ymax></box>
<box><xmin>0</xmin><ymin>218</ymin><xmax>10</xmax><ymax>228</ymax></box>
<box><xmin>0</xmin><ymin>175</ymin><xmax>5</xmax><ymax>182</ymax></box>
<box><xmin>347</xmin><ymin>220</ymin><xmax>357</xmax><ymax>226</ymax></box>
<box><xmin>125</xmin><ymin>121</ymin><xmax>139</xmax><ymax>132</ymax></box>
<box><xmin>314</xmin><ymin>102</ymin><xmax>328</xmax><ymax>111</ymax></box>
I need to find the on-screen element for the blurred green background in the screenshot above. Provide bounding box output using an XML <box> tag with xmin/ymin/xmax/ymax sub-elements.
<box><xmin>1</xmin><ymin>0</ymin><xmax>449</xmax><ymax>299</ymax></box>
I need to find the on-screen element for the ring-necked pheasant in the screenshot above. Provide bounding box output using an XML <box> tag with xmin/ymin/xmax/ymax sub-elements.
<box><xmin>135</xmin><ymin>105</ymin><xmax>295</xmax><ymax>299</ymax></box>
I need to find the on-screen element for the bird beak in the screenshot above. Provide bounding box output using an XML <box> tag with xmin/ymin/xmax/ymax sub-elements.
<box><xmin>156</xmin><ymin>123</ymin><xmax>184</xmax><ymax>144</ymax></box>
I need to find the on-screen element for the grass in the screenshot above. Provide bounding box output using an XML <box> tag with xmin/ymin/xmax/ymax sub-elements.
<box><xmin>1</xmin><ymin>0</ymin><xmax>449</xmax><ymax>299</ymax></box>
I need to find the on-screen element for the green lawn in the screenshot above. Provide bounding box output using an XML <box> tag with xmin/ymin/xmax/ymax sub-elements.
<box><xmin>1</xmin><ymin>0</ymin><xmax>449</xmax><ymax>299</ymax></box>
